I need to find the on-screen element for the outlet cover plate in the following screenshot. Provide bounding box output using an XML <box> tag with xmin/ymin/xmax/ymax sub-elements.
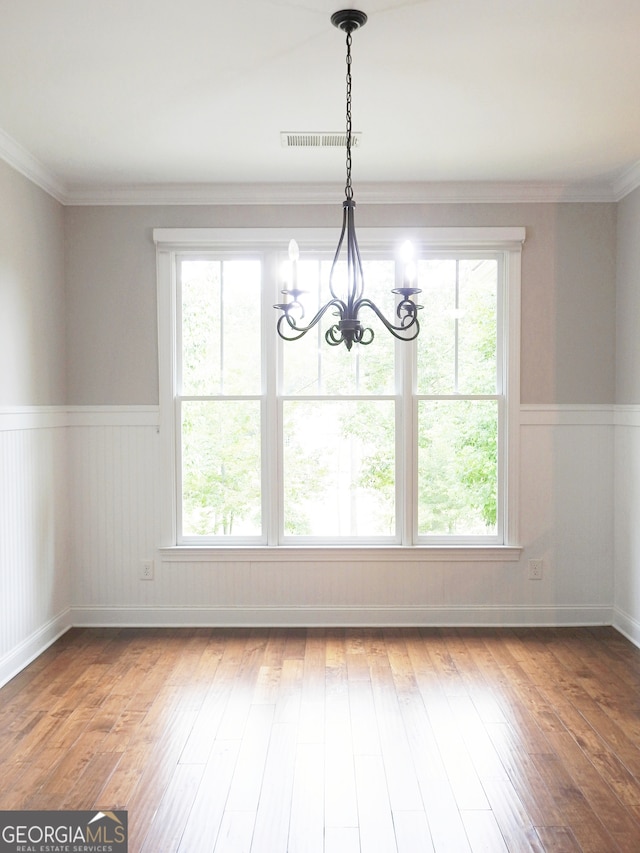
<box><xmin>140</xmin><ymin>560</ymin><xmax>154</xmax><ymax>580</ymax></box>
<box><xmin>528</xmin><ymin>559</ymin><xmax>543</xmax><ymax>580</ymax></box>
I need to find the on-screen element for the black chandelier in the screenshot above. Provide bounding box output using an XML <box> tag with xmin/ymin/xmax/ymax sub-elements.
<box><xmin>274</xmin><ymin>9</ymin><xmax>422</xmax><ymax>352</ymax></box>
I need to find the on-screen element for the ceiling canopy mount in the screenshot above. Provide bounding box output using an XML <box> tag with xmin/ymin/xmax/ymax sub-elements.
<box><xmin>330</xmin><ymin>9</ymin><xmax>368</xmax><ymax>33</ymax></box>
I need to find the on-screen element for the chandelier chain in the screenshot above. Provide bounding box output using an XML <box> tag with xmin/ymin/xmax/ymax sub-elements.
<box><xmin>345</xmin><ymin>30</ymin><xmax>353</xmax><ymax>200</ymax></box>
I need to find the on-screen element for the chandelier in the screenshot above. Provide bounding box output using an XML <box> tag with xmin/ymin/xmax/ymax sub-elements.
<box><xmin>274</xmin><ymin>9</ymin><xmax>422</xmax><ymax>351</ymax></box>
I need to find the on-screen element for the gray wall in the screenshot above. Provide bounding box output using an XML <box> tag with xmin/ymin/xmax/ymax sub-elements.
<box><xmin>0</xmin><ymin>159</ymin><xmax>66</xmax><ymax>405</ymax></box>
<box><xmin>64</xmin><ymin>200</ymin><xmax>616</xmax><ymax>406</ymax></box>
<box><xmin>616</xmin><ymin>186</ymin><xmax>640</xmax><ymax>404</ymax></box>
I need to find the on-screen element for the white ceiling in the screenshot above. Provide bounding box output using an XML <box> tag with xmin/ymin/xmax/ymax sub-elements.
<box><xmin>1</xmin><ymin>0</ymin><xmax>639</xmax><ymax>202</ymax></box>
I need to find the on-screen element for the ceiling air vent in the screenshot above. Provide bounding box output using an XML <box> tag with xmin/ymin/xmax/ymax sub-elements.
<box><xmin>281</xmin><ymin>132</ymin><xmax>362</xmax><ymax>148</ymax></box>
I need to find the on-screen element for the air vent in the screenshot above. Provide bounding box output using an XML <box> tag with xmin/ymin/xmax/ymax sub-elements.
<box><xmin>281</xmin><ymin>132</ymin><xmax>362</xmax><ymax>148</ymax></box>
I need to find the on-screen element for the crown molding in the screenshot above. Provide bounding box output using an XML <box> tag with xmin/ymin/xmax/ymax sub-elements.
<box><xmin>64</xmin><ymin>182</ymin><xmax>345</xmax><ymax>206</ymax></box>
<box><xmin>612</xmin><ymin>161</ymin><xmax>640</xmax><ymax>201</ymax></box>
<box><xmin>0</xmin><ymin>128</ymin><xmax>67</xmax><ymax>203</ymax></box>
<box><xmin>62</xmin><ymin>179</ymin><xmax>619</xmax><ymax>207</ymax></box>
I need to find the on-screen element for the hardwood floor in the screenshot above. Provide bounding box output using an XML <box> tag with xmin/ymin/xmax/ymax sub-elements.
<box><xmin>1</xmin><ymin>627</ymin><xmax>640</xmax><ymax>852</ymax></box>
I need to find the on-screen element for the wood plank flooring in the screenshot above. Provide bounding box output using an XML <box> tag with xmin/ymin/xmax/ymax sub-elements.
<box><xmin>1</xmin><ymin>627</ymin><xmax>640</xmax><ymax>852</ymax></box>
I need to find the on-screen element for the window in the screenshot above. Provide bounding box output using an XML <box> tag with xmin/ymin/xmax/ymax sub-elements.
<box><xmin>155</xmin><ymin>227</ymin><xmax>523</xmax><ymax>550</ymax></box>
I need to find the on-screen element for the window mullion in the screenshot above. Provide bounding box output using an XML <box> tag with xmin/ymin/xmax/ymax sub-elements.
<box><xmin>264</xmin><ymin>249</ymin><xmax>280</xmax><ymax>546</ymax></box>
<box><xmin>504</xmin><ymin>247</ymin><xmax>521</xmax><ymax>547</ymax></box>
<box><xmin>454</xmin><ymin>259</ymin><xmax>460</xmax><ymax>394</ymax></box>
<box><xmin>175</xmin><ymin>397</ymin><xmax>184</xmax><ymax>543</ymax></box>
<box><xmin>219</xmin><ymin>264</ymin><xmax>225</xmax><ymax>395</ymax></box>
<box><xmin>174</xmin><ymin>258</ymin><xmax>185</xmax><ymax>544</ymax></box>
<box><xmin>398</xmin><ymin>265</ymin><xmax>415</xmax><ymax>546</ymax></box>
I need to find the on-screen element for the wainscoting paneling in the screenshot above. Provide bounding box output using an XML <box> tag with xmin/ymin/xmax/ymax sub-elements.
<box><xmin>66</xmin><ymin>405</ymin><xmax>614</xmax><ymax>628</ymax></box>
<box><xmin>68</xmin><ymin>411</ymin><xmax>162</xmax><ymax>610</ymax></box>
<box><xmin>614</xmin><ymin>406</ymin><xmax>640</xmax><ymax>647</ymax></box>
<box><xmin>0</xmin><ymin>410</ymin><xmax>71</xmax><ymax>686</ymax></box>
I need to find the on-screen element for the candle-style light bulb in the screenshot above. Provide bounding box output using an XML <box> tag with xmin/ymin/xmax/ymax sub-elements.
<box><xmin>400</xmin><ymin>240</ymin><xmax>414</xmax><ymax>265</ymax></box>
<box><xmin>400</xmin><ymin>241</ymin><xmax>416</xmax><ymax>286</ymax></box>
<box><xmin>288</xmin><ymin>239</ymin><xmax>299</xmax><ymax>289</ymax></box>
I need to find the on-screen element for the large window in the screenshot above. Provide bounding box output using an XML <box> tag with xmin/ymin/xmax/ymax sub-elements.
<box><xmin>155</xmin><ymin>227</ymin><xmax>523</xmax><ymax>549</ymax></box>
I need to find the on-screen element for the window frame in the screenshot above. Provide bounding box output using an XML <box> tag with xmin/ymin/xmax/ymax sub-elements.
<box><xmin>155</xmin><ymin>226</ymin><xmax>524</xmax><ymax>559</ymax></box>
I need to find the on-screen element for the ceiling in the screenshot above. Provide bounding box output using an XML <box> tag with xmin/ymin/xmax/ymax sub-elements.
<box><xmin>1</xmin><ymin>0</ymin><xmax>639</xmax><ymax>202</ymax></box>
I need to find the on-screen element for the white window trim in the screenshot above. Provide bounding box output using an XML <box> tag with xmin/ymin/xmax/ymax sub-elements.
<box><xmin>155</xmin><ymin>226</ymin><xmax>524</xmax><ymax>560</ymax></box>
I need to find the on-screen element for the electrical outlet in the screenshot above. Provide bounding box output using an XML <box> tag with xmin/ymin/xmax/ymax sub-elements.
<box><xmin>140</xmin><ymin>559</ymin><xmax>154</xmax><ymax>581</ymax></box>
<box><xmin>528</xmin><ymin>559</ymin><xmax>543</xmax><ymax>580</ymax></box>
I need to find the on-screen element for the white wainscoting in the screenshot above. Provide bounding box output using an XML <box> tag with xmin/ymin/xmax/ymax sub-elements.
<box><xmin>67</xmin><ymin>406</ymin><xmax>163</xmax><ymax>612</ymax></box>
<box><xmin>0</xmin><ymin>408</ymin><xmax>71</xmax><ymax>687</ymax></box>
<box><xmin>66</xmin><ymin>404</ymin><xmax>614</xmax><ymax>629</ymax></box>
<box><xmin>613</xmin><ymin>405</ymin><xmax>640</xmax><ymax>648</ymax></box>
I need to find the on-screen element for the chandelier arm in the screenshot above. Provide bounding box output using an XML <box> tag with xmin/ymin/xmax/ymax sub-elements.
<box><xmin>355</xmin><ymin>298</ymin><xmax>421</xmax><ymax>341</ymax></box>
<box><xmin>329</xmin><ymin>200</ymin><xmax>365</xmax><ymax>310</ymax></box>
<box><xmin>346</xmin><ymin>202</ymin><xmax>365</xmax><ymax>305</ymax></box>
<box><xmin>275</xmin><ymin>298</ymin><xmax>347</xmax><ymax>342</ymax></box>
<box><xmin>325</xmin><ymin>325</ymin><xmax>347</xmax><ymax>347</ymax></box>
<box><xmin>328</xmin><ymin>205</ymin><xmax>348</xmax><ymax>301</ymax></box>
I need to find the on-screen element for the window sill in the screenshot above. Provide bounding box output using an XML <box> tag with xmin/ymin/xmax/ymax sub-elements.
<box><xmin>159</xmin><ymin>545</ymin><xmax>522</xmax><ymax>563</ymax></box>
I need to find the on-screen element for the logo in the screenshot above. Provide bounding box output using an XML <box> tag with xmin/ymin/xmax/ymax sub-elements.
<box><xmin>0</xmin><ymin>810</ymin><xmax>127</xmax><ymax>853</ymax></box>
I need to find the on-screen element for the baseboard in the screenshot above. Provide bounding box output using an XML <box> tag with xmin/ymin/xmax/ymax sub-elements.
<box><xmin>0</xmin><ymin>609</ymin><xmax>72</xmax><ymax>689</ymax></box>
<box><xmin>0</xmin><ymin>606</ymin><xmax>615</xmax><ymax>687</ymax></box>
<box><xmin>612</xmin><ymin>607</ymin><xmax>640</xmax><ymax>649</ymax></box>
<box><xmin>70</xmin><ymin>604</ymin><xmax>613</xmax><ymax>628</ymax></box>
